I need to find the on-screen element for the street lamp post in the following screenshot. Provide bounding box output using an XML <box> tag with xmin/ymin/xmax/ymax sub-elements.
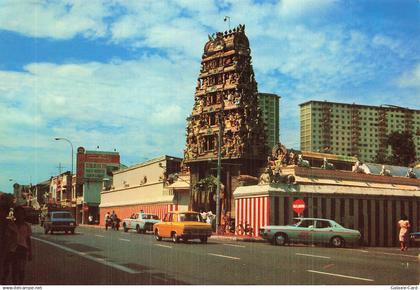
<box><xmin>54</xmin><ymin>137</ymin><xmax>76</xmax><ymax>223</ymax></box>
<box><xmin>215</xmin><ymin>110</ymin><xmax>223</xmax><ymax>235</ymax></box>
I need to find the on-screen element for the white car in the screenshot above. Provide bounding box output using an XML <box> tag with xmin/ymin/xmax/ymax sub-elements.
<box><xmin>122</xmin><ymin>212</ymin><xmax>161</xmax><ymax>234</ymax></box>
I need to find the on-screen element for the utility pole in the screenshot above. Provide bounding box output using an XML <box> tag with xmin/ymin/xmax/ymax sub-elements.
<box><xmin>57</xmin><ymin>163</ymin><xmax>65</xmax><ymax>175</ymax></box>
<box><xmin>215</xmin><ymin>110</ymin><xmax>223</xmax><ymax>234</ymax></box>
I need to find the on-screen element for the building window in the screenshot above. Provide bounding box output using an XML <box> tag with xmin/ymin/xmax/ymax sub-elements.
<box><xmin>204</xmin><ymin>135</ymin><xmax>215</xmax><ymax>151</ymax></box>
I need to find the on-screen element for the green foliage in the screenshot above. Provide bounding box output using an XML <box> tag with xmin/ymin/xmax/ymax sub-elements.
<box><xmin>386</xmin><ymin>131</ymin><xmax>417</xmax><ymax>166</ymax></box>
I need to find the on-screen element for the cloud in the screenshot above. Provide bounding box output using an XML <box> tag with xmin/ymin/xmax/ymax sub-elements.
<box><xmin>0</xmin><ymin>0</ymin><xmax>110</xmax><ymax>39</ymax></box>
<box><xmin>277</xmin><ymin>0</ymin><xmax>339</xmax><ymax>18</ymax></box>
<box><xmin>398</xmin><ymin>63</ymin><xmax>420</xmax><ymax>89</ymax></box>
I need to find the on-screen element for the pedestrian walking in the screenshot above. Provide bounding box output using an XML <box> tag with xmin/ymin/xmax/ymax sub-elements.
<box><xmin>200</xmin><ymin>210</ymin><xmax>207</xmax><ymax>222</ymax></box>
<box><xmin>104</xmin><ymin>212</ymin><xmax>110</xmax><ymax>230</ymax></box>
<box><xmin>398</xmin><ymin>215</ymin><xmax>410</xmax><ymax>251</ymax></box>
<box><xmin>0</xmin><ymin>194</ymin><xmax>13</xmax><ymax>283</ymax></box>
<box><xmin>2</xmin><ymin>206</ymin><xmax>32</xmax><ymax>285</ymax></box>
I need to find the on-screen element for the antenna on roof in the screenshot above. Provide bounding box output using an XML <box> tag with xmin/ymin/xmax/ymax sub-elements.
<box><xmin>382</xmin><ymin>104</ymin><xmax>409</xmax><ymax>110</ymax></box>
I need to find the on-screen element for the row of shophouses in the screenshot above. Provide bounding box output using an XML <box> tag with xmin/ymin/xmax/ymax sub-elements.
<box><xmin>15</xmin><ymin>147</ymin><xmax>420</xmax><ymax>247</ymax></box>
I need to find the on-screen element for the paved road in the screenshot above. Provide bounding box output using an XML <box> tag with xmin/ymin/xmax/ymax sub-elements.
<box><xmin>20</xmin><ymin>225</ymin><xmax>419</xmax><ymax>285</ymax></box>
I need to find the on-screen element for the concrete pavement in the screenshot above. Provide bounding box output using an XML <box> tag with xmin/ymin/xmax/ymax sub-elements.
<box><xmin>17</xmin><ymin>225</ymin><xmax>420</xmax><ymax>285</ymax></box>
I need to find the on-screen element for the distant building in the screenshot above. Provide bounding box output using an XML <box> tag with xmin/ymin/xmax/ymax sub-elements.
<box><xmin>300</xmin><ymin>100</ymin><xmax>420</xmax><ymax>162</ymax></box>
<box><xmin>76</xmin><ymin>147</ymin><xmax>121</xmax><ymax>224</ymax></box>
<box><xmin>99</xmin><ymin>156</ymin><xmax>189</xmax><ymax>225</ymax></box>
<box><xmin>49</xmin><ymin>171</ymin><xmax>71</xmax><ymax>208</ymax></box>
<box><xmin>258</xmin><ymin>93</ymin><xmax>280</xmax><ymax>150</ymax></box>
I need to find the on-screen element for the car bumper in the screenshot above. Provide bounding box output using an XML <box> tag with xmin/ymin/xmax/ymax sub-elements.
<box><xmin>181</xmin><ymin>232</ymin><xmax>212</xmax><ymax>238</ymax></box>
<box><xmin>50</xmin><ymin>225</ymin><xmax>76</xmax><ymax>231</ymax></box>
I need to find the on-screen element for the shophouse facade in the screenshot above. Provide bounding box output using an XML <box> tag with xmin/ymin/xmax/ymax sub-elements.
<box><xmin>99</xmin><ymin>156</ymin><xmax>189</xmax><ymax>225</ymax></box>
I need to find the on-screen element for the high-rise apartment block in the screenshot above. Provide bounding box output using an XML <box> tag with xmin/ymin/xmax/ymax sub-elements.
<box><xmin>258</xmin><ymin>93</ymin><xmax>280</xmax><ymax>150</ymax></box>
<box><xmin>300</xmin><ymin>100</ymin><xmax>420</xmax><ymax>162</ymax></box>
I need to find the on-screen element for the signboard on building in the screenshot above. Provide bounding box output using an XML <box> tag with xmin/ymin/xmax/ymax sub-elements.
<box><xmin>84</xmin><ymin>163</ymin><xmax>107</xmax><ymax>181</ymax></box>
<box><xmin>76</xmin><ymin>147</ymin><xmax>120</xmax><ymax>184</ymax></box>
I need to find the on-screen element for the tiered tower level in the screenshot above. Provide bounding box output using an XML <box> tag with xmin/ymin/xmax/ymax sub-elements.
<box><xmin>184</xmin><ymin>24</ymin><xmax>266</xmax><ymax>162</ymax></box>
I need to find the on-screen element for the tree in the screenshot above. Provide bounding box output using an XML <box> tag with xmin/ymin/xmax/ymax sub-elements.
<box><xmin>387</xmin><ymin>131</ymin><xmax>417</xmax><ymax>166</ymax></box>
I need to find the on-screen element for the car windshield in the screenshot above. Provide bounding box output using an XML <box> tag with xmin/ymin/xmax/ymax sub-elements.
<box><xmin>178</xmin><ymin>213</ymin><xmax>203</xmax><ymax>222</ymax></box>
<box><xmin>289</xmin><ymin>219</ymin><xmax>302</xmax><ymax>226</ymax></box>
<box><xmin>53</xmin><ymin>212</ymin><xmax>73</xmax><ymax>219</ymax></box>
<box><xmin>143</xmin><ymin>214</ymin><xmax>159</xmax><ymax>220</ymax></box>
<box><xmin>297</xmin><ymin>220</ymin><xmax>315</xmax><ymax>228</ymax></box>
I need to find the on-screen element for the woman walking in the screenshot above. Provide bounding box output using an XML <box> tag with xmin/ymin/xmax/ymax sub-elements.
<box><xmin>2</xmin><ymin>206</ymin><xmax>32</xmax><ymax>285</ymax></box>
<box><xmin>398</xmin><ymin>215</ymin><xmax>410</xmax><ymax>251</ymax></box>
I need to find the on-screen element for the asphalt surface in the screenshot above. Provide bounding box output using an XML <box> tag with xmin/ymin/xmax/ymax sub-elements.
<box><xmin>17</xmin><ymin>225</ymin><xmax>420</xmax><ymax>285</ymax></box>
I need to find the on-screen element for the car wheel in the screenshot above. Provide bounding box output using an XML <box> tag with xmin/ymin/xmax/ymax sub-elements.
<box><xmin>171</xmin><ymin>232</ymin><xmax>179</xmax><ymax>243</ymax></box>
<box><xmin>123</xmin><ymin>224</ymin><xmax>128</xmax><ymax>232</ymax></box>
<box><xmin>44</xmin><ymin>227</ymin><xmax>49</xmax><ymax>234</ymax></box>
<box><xmin>200</xmin><ymin>237</ymin><xmax>208</xmax><ymax>244</ymax></box>
<box><xmin>273</xmin><ymin>233</ymin><xmax>287</xmax><ymax>246</ymax></box>
<box><xmin>330</xmin><ymin>236</ymin><xmax>345</xmax><ymax>248</ymax></box>
<box><xmin>154</xmin><ymin>229</ymin><xmax>162</xmax><ymax>241</ymax></box>
<box><xmin>65</xmin><ymin>230</ymin><xmax>68</xmax><ymax>234</ymax></box>
<box><xmin>70</xmin><ymin>229</ymin><xmax>75</xmax><ymax>234</ymax></box>
<box><xmin>50</xmin><ymin>230</ymin><xmax>54</xmax><ymax>235</ymax></box>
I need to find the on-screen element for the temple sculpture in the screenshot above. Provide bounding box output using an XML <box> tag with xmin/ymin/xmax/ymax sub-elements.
<box><xmin>184</xmin><ymin>24</ymin><xmax>267</xmax><ymax>214</ymax></box>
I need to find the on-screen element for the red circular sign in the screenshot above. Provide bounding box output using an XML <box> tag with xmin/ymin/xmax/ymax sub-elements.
<box><xmin>292</xmin><ymin>199</ymin><xmax>306</xmax><ymax>214</ymax></box>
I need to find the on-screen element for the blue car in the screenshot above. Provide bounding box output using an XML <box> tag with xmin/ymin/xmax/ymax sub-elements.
<box><xmin>43</xmin><ymin>211</ymin><xmax>76</xmax><ymax>234</ymax></box>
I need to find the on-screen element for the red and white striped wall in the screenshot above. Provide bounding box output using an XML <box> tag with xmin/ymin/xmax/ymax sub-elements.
<box><xmin>235</xmin><ymin>196</ymin><xmax>270</xmax><ymax>237</ymax></box>
<box><xmin>99</xmin><ymin>203</ymin><xmax>178</xmax><ymax>226</ymax></box>
<box><xmin>167</xmin><ymin>204</ymin><xmax>179</xmax><ymax>212</ymax></box>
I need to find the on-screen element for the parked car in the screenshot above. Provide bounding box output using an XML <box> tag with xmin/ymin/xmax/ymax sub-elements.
<box><xmin>409</xmin><ymin>231</ymin><xmax>420</xmax><ymax>246</ymax></box>
<box><xmin>153</xmin><ymin>211</ymin><xmax>212</xmax><ymax>243</ymax></box>
<box><xmin>43</xmin><ymin>211</ymin><xmax>76</xmax><ymax>234</ymax></box>
<box><xmin>122</xmin><ymin>212</ymin><xmax>161</xmax><ymax>233</ymax></box>
<box><xmin>259</xmin><ymin>218</ymin><xmax>361</xmax><ymax>248</ymax></box>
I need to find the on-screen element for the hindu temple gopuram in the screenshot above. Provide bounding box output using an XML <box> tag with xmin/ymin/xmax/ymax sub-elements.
<box><xmin>184</xmin><ymin>24</ymin><xmax>267</xmax><ymax>213</ymax></box>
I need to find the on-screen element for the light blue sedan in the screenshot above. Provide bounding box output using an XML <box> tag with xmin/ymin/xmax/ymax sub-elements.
<box><xmin>259</xmin><ymin>218</ymin><xmax>361</xmax><ymax>248</ymax></box>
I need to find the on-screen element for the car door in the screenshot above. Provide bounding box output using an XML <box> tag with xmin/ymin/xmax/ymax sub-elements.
<box><xmin>161</xmin><ymin>213</ymin><xmax>173</xmax><ymax>237</ymax></box>
<box><xmin>295</xmin><ymin>219</ymin><xmax>315</xmax><ymax>243</ymax></box>
<box><xmin>313</xmin><ymin>220</ymin><xmax>334</xmax><ymax>244</ymax></box>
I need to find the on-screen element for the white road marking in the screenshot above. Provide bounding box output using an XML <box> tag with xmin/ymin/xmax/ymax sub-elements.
<box><xmin>95</xmin><ymin>235</ymin><xmax>105</xmax><ymax>238</ymax></box>
<box><xmin>154</xmin><ymin>244</ymin><xmax>172</xmax><ymax>249</ymax></box>
<box><xmin>343</xmin><ymin>248</ymin><xmax>417</xmax><ymax>258</ymax></box>
<box><xmin>307</xmin><ymin>270</ymin><xmax>374</xmax><ymax>282</ymax></box>
<box><xmin>208</xmin><ymin>253</ymin><xmax>240</xmax><ymax>260</ymax></box>
<box><xmin>373</xmin><ymin>251</ymin><xmax>418</xmax><ymax>258</ymax></box>
<box><xmin>342</xmin><ymin>248</ymin><xmax>369</xmax><ymax>253</ymax></box>
<box><xmin>32</xmin><ymin>237</ymin><xmax>140</xmax><ymax>274</ymax></box>
<box><xmin>296</xmin><ymin>253</ymin><xmax>331</xmax><ymax>259</ymax></box>
<box><xmin>223</xmin><ymin>243</ymin><xmax>246</xmax><ymax>248</ymax></box>
<box><xmin>119</xmin><ymin>238</ymin><xmax>131</xmax><ymax>242</ymax></box>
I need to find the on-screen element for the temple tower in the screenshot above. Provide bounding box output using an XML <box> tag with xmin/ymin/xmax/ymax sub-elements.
<box><xmin>184</xmin><ymin>24</ymin><xmax>266</xmax><ymax>214</ymax></box>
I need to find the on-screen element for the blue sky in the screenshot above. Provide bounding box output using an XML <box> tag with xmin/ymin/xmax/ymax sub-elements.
<box><xmin>0</xmin><ymin>0</ymin><xmax>419</xmax><ymax>192</ymax></box>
